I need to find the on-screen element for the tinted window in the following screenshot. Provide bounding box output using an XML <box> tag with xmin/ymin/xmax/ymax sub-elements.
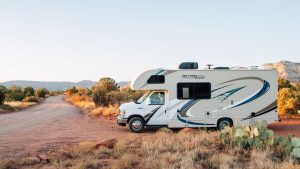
<box><xmin>147</xmin><ymin>75</ymin><xmax>165</xmax><ymax>84</ymax></box>
<box><xmin>177</xmin><ymin>83</ymin><xmax>211</xmax><ymax>99</ymax></box>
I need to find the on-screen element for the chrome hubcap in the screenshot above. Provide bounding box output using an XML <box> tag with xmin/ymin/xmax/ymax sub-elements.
<box><xmin>219</xmin><ymin>121</ymin><xmax>230</xmax><ymax>130</ymax></box>
<box><xmin>132</xmin><ymin>120</ymin><xmax>142</xmax><ymax>130</ymax></box>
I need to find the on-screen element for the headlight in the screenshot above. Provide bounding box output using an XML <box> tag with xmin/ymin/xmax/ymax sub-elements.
<box><xmin>120</xmin><ymin>110</ymin><xmax>126</xmax><ymax>116</ymax></box>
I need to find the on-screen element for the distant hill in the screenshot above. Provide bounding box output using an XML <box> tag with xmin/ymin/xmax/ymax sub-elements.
<box><xmin>0</xmin><ymin>80</ymin><xmax>96</xmax><ymax>91</ymax></box>
<box><xmin>0</xmin><ymin>80</ymin><xmax>131</xmax><ymax>91</ymax></box>
<box><xmin>262</xmin><ymin>60</ymin><xmax>300</xmax><ymax>82</ymax></box>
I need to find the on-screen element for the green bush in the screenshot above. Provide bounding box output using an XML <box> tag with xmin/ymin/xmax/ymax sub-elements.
<box><xmin>92</xmin><ymin>78</ymin><xmax>118</xmax><ymax>106</ymax></box>
<box><xmin>35</xmin><ymin>88</ymin><xmax>49</xmax><ymax>98</ymax></box>
<box><xmin>0</xmin><ymin>89</ymin><xmax>5</xmax><ymax>105</ymax></box>
<box><xmin>23</xmin><ymin>96</ymin><xmax>39</xmax><ymax>102</ymax></box>
<box><xmin>6</xmin><ymin>86</ymin><xmax>25</xmax><ymax>101</ymax></box>
<box><xmin>23</xmin><ymin>86</ymin><xmax>35</xmax><ymax>97</ymax></box>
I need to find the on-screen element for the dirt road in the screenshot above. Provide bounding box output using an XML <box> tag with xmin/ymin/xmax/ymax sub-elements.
<box><xmin>0</xmin><ymin>96</ymin><xmax>135</xmax><ymax>159</ymax></box>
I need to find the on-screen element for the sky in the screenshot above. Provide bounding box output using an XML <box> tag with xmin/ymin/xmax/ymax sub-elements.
<box><xmin>0</xmin><ymin>0</ymin><xmax>299</xmax><ymax>82</ymax></box>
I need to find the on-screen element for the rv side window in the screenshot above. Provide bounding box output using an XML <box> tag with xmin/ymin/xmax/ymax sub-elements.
<box><xmin>177</xmin><ymin>83</ymin><xmax>211</xmax><ymax>99</ymax></box>
<box><xmin>147</xmin><ymin>75</ymin><xmax>165</xmax><ymax>84</ymax></box>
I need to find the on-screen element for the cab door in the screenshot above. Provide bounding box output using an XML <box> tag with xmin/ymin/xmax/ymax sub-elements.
<box><xmin>143</xmin><ymin>91</ymin><xmax>169</xmax><ymax>126</ymax></box>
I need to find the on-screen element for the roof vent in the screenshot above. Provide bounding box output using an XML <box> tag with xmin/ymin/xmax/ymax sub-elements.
<box><xmin>178</xmin><ymin>62</ymin><xmax>198</xmax><ymax>69</ymax></box>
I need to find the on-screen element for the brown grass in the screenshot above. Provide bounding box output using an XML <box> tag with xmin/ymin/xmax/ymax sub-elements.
<box><xmin>4</xmin><ymin>101</ymin><xmax>37</xmax><ymax>108</ymax></box>
<box><xmin>65</xmin><ymin>94</ymin><xmax>118</xmax><ymax>118</ymax></box>
<box><xmin>1</xmin><ymin>129</ymin><xmax>299</xmax><ymax>169</ymax></box>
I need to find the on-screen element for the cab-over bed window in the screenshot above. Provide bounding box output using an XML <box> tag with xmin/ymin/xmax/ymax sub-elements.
<box><xmin>147</xmin><ymin>75</ymin><xmax>165</xmax><ymax>84</ymax></box>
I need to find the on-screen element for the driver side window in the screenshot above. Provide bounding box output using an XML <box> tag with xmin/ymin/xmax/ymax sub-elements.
<box><xmin>149</xmin><ymin>92</ymin><xmax>165</xmax><ymax>105</ymax></box>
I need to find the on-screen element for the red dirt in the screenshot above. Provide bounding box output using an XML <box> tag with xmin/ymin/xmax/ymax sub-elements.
<box><xmin>268</xmin><ymin>119</ymin><xmax>300</xmax><ymax>137</ymax></box>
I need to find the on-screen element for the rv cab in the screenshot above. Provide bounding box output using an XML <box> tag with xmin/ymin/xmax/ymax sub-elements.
<box><xmin>118</xmin><ymin>62</ymin><xmax>279</xmax><ymax>133</ymax></box>
<box><xmin>118</xmin><ymin>90</ymin><xmax>169</xmax><ymax>132</ymax></box>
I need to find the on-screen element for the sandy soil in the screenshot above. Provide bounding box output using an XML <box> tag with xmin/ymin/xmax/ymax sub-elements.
<box><xmin>0</xmin><ymin>95</ymin><xmax>299</xmax><ymax>160</ymax></box>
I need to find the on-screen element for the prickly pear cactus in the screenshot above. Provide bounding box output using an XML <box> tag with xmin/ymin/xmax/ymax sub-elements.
<box><xmin>291</xmin><ymin>138</ymin><xmax>300</xmax><ymax>148</ymax></box>
<box><xmin>235</xmin><ymin>128</ymin><xmax>244</xmax><ymax>138</ymax></box>
<box><xmin>259</xmin><ymin>131</ymin><xmax>268</xmax><ymax>140</ymax></box>
<box><xmin>291</xmin><ymin>148</ymin><xmax>300</xmax><ymax>159</ymax></box>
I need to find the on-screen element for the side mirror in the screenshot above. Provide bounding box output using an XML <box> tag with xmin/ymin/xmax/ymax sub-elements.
<box><xmin>145</xmin><ymin>98</ymin><xmax>151</xmax><ymax>105</ymax></box>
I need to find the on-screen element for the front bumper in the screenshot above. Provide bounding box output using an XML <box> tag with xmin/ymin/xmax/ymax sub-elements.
<box><xmin>117</xmin><ymin>115</ymin><xmax>127</xmax><ymax>126</ymax></box>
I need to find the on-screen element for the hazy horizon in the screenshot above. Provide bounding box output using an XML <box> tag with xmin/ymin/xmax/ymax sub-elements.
<box><xmin>1</xmin><ymin>1</ymin><xmax>300</xmax><ymax>82</ymax></box>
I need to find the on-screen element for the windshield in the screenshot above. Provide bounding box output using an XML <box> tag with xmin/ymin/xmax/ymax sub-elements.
<box><xmin>135</xmin><ymin>91</ymin><xmax>151</xmax><ymax>104</ymax></box>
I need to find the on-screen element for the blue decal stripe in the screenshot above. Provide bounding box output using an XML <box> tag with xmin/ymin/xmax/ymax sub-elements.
<box><xmin>212</xmin><ymin>86</ymin><xmax>246</xmax><ymax>101</ymax></box>
<box><xmin>211</xmin><ymin>84</ymin><xmax>232</xmax><ymax>92</ymax></box>
<box><xmin>177</xmin><ymin>114</ymin><xmax>215</xmax><ymax>126</ymax></box>
<box><xmin>230</xmin><ymin>80</ymin><xmax>270</xmax><ymax>109</ymax></box>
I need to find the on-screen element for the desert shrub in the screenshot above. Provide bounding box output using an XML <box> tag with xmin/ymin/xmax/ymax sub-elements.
<box><xmin>91</xmin><ymin>78</ymin><xmax>145</xmax><ymax>107</ymax></box>
<box><xmin>35</xmin><ymin>88</ymin><xmax>49</xmax><ymax>98</ymax></box>
<box><xmin>120</xmin><ymin>87</ymin><xmax>145</xmax><ymax>102</ymax></box>
<box><xmin>0</xmin><ymin>89</ymin><xmax>5</xmax><ymax>105</ymax></box>
<box><xmin>23</xmin><ymin>86</ymin><xmax>35</xmax><ymax>97</ymax></box>
<box><xmin>77</xmin><ymin>88</ymin><xmax>92</xmax><ymax>96</ymax></box>
<box><xmin>92</xmin><ymin>77</ymin><xmax>118</xmax><ymax>107</ymax></box>
<box><xmin>279</xmin><ymin>78</ymin><xmax>294</xmax><ymax>90</ymax></box>
<box><xmin>278</xmin><ymin>88</ymin><xmax>298</xmax><ymax>116</ymax></box>
<box><xmin>23</xmin><ymin>96</ymin><xmax>39</xmax><ymax>103</ymax></box>
<box><xmin>6</xmin><ymin>86</ymin><xmax>25</xmax><ymax>101</ymax></box>
<box><xmin>0</xmin><ymin>85</ymin><xmax>7</xmax><ymax>93</ymax></box>
<box><xmin>66</xmin><ymin>86</ymin><xmax>78</xmax><ymax>95</ymax></box>
<box><xmin>49</xmin><ymin>91</ymin><xmax>63</xmax><ymax>96</ymax></box>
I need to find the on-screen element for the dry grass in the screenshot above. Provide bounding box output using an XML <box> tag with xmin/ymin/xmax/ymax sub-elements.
<box><xmin>89</xmin><ymin>105</ymin><xmax>118</xmax><ymax>117</ymax></box>
<box><xmin>1</xmin><ymin>129</ymin><xmax>299</xmax><ymax>169</ymax></box>
<box><xmin>0</xmin><ymin>101</ymin><xmax>39</xmax><ymax>114</ymax></box>
<box><xmin>65</xmin><ymin>94</ymin><xmax>118</xmax><ymax>118</ymax></box>
<box><xmin>4</xmin><ymin>101</ymin><xmax>37</xmax><ymax>108</ymax></box>
<box><xmin>65</xmin><ymin>95</ymin><xmax>95</xmax><ymax>110</ymax></box>
<box><xmin>75</xmin><ymin>141</ymin><xmax>96</xmax><ymax>155</ymax></box>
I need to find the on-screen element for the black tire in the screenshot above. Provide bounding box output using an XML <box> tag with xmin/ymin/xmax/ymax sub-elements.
<box><xmin>217</xmin><ymin>118</ymin><xmax>233</xmax><ymax>130</ymax></box>
<box><xmin>128</xmin><ymin>117</ymin><xmax>145</xmax><ymax>133</ymax></box>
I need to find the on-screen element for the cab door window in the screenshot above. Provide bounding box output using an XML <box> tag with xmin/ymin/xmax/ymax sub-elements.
<box><xmin>149</xmin><ymin>92</ymin><xmax>165</xmax><ymax>105</ymax></box>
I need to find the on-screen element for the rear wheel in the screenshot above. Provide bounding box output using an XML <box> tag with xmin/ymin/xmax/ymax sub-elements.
<box><xmin>217</xmin><ymin>118</ymin><xmax>233</xmax><ymax>130</ymax></box>
<box><xmin>128</xmin><ymin>117</ymin><xmax>145</xmax><ymax>133</ymax></box>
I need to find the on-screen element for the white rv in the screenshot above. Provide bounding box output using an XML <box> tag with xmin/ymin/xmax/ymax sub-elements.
<box><xmin>117</xmin><ymin>62</ymin><xmax>279</xmax><ymax>133</ymax></box>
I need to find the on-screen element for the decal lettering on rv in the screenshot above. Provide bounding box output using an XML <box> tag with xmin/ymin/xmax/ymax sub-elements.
<box><xmin>182</xmin><ymin>75</ymin><xmax>205</xmax><ymax>79</ymax></box>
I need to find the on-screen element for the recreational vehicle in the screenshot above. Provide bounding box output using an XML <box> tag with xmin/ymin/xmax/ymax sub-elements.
<box><xmin>117</xmin><ymin>62</ymin><xmax>279</xmax><ymax>133</ymax></box>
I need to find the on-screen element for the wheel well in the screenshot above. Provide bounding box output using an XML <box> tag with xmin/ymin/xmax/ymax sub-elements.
<box><xmin>217</xmin><ymin>117</ymin><xmax>233</xmax><ymax>126</ymax></box>
<box><xmin>127</xmin><ymin>115</ymin><xmax>145</xmax><ymax>124</ymax></box>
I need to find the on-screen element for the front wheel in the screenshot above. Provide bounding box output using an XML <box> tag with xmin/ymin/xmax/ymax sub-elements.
<box><xmin>217</xmin><ymin>118</ymin><xmax>233</xmax><ymax>130</ymax></box>
<box><xmin>128</xmin><ymin>117</ymin><xmax>145</xmax><ymax>133</ymax></box>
